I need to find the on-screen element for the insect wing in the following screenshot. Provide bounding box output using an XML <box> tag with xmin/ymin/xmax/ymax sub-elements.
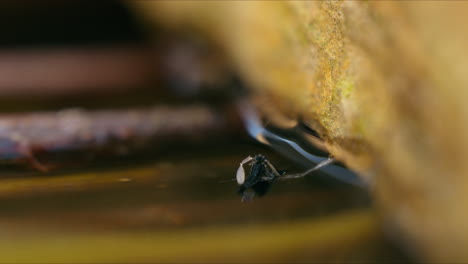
<box><xmin>236</xmin><ymin>165</ymin><xmax>246</xmax><ymax>184</ymax></box>
<box><xmin>236</xmin><ymin>155</ymin><xmax>253</xmax><ymax>185</ymax></box>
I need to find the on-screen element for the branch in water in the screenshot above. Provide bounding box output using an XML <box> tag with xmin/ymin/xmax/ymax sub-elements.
<box><xmin>0</xmin><ymin>105</ymin><xmax>240</xmax><ymax>170</ymax></box>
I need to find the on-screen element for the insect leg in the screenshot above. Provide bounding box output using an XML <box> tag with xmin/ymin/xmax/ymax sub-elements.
<box><xmin>240</xmin><ymin>156</ymin><xmax>254</xmax><ymax>165</ymax></box>
<box><xmin>281</xmin><ymin>157</ymin><xmax>335</xmax><ymax>179</ymax></box>
<box><xmin>263</xmin><ymin>159</ymin><xmax>282</xmax><ymax>178</ymax></box>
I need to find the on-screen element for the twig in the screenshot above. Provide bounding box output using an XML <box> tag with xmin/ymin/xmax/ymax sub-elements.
<box><xmin>0</xmin><ymin>105</ymin><xmax>237</xmax><ymax>170</ymax></box>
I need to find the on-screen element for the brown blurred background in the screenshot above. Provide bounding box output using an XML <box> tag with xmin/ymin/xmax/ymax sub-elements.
<box><xmin>0</xmin><ymin>2</ymin><xmax>414</xmax><ymax>263</ymax></box>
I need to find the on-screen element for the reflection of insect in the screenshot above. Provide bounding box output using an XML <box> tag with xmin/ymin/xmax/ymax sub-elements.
<box><xmin>236</xmin><ymin>154</ymin><xmax>285</xmax><ymax>202</ymax></box>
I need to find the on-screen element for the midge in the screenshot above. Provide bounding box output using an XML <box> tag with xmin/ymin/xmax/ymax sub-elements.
<box><xmin>236</xmin><ymin>154</ymin><xmax>335</xmax><ymax>202</ymax></box>
<box><xmin>234</xmin><ymin>100</ymin><xmax>364</xmax><ymax>202</ymax></box>
<box><xmin>236</xmin><ymin>154</ymin><xmax>285</xmax><ymax>202</ymax></box>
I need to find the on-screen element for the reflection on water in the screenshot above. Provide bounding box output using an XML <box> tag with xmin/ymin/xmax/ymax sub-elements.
<box><xmin>0</xmin><ymin>143</ymin><xmax>410</xmax><ymax>263</ymax></box>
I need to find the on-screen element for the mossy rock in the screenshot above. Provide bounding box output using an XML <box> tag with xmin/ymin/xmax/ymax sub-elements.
<box><xmin>131</xmin><ymin>1</ymin><xmax>468</xmax><ymax>262</ymax></box>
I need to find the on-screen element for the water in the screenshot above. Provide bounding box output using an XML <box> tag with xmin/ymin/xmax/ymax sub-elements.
<box><xmin>0</xmin><ymin>142</ymin><xmax>409</xmax><ymax>263</ymax></box>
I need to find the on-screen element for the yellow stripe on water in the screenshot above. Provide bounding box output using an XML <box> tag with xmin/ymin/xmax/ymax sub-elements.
<box><xmin>0</xmin><ymin>209</ymin><xmax>379</xmax><ymax>263</ymax></box>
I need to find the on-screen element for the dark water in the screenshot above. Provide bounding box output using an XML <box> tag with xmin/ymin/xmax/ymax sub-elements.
<box><xmin>0</xmin><ymin>142</ymin><xmax>411</xmax><ymax>263</ymax></box>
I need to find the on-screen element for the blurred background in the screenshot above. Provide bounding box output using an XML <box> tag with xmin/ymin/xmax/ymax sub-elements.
<box><xmin>0</xmin><ymin>2</ymin><xmax>413</xmax><ymax>263</ymax></box>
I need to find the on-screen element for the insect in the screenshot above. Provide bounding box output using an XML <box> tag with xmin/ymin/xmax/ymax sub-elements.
<box><xmin>236</xmin><ymin>99</ymin><xmax>365</xmax><ymax>188</ymax></box>
<box><xmin>229</xmin><ymin>100</ymin><xmax>364</xmax><ymax>202</ymax></box>
<box><xmin>236</xmin><ymin>154</ymin><xmax>285</xmax><ymax>202</ymax></box>
<box><xmin>235</xmin><ymin>154</ymin><xmax>342</xmax><ymax>202</ymax></box>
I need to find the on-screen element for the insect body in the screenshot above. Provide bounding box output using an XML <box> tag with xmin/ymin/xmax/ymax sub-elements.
<box><xmin>236</xmin><ymin>154</ymin><xmax>284</xmax><ymax>202</ymax></box>
<box><xmin>234</xmin><ymin>154</ymin><xmax>343</xmax><ymax>202</ymax></box>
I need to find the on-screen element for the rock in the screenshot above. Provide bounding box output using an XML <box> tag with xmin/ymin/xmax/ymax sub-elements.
<box><xmin>130</xmin><ymin>1</ymin><xmax>468</xmax><ymax>261</ymax></box>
